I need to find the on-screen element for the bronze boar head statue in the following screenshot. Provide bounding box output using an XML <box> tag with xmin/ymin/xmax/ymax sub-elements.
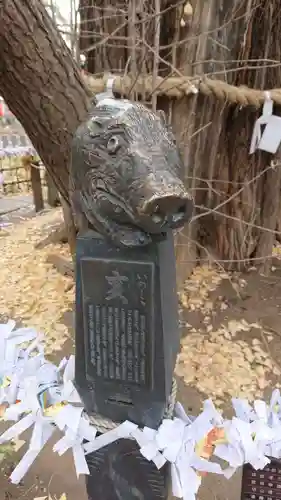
<box><xmin>70</xmin><ymin>95</ymin><xmax>193</xmax><ymax>248</ymax></box>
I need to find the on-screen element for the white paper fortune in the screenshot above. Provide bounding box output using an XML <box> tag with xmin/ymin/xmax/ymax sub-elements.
<box><xmin>0</xmin><ymin>320</ymin><xmax>281</xmax><ymax>499</ymax></box>
<box><xmin>250</xmin><ymin>92</ymin><xmax>281</xmax><ymax>155</ymax></box>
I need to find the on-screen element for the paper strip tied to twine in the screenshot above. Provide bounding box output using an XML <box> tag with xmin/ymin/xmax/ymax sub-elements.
<box><xmin>250</xmin><ymin>91</ymin><xmax>281</xmax><ymax>155</ymax></box>
<box><xmin>2</xmin><ymin>320</ymin><xmax>281</xmax><ymax>500</ymax></box>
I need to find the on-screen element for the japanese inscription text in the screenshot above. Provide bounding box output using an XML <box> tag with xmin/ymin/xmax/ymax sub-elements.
<box><xmin>81</xmin><ymin>258</ymin><xmax>154</xmax><ymax>388</ymax></box>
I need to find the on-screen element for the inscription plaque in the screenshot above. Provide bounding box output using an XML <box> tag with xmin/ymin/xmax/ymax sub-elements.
<box><xmin>81</xmin><ymin>259</ymin><xmax>154</xmax><ymax>389</ymax></box>
<box><xmin>75</xmin><ymin>230</ymin><xmax>180</xmax><ymax>429</ymax></box>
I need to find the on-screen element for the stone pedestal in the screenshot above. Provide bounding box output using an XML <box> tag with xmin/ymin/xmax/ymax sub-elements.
<box><xmin>75</xmin><ymin>230</ymin><xmax>179</xmax><ymax>499</ymax></box>
<box><xmin>75</xmin><ymin>230</ymin><xmax>179</xmax><ymax>429</ymax></box>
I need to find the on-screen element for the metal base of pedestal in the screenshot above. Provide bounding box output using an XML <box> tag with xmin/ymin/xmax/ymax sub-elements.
<box><xmin>85</xmin><ymin>439</ymin><xmax>170</xmax><ymax>500</ymax></box>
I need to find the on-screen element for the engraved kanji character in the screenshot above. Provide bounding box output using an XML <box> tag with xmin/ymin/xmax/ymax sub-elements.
<box><xmin>105</xmin><ymin>270</ymin><xmax>129</xmax><ymax>304</ymax></box>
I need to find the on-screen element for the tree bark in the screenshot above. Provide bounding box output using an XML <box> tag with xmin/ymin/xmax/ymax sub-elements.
<box><xmin>0</xmin><ymin>0</ymin><xmax>91</xmax><ymax>216</ymax></box>
<box><xmin>160</xmin><ymin>0</ymin><xmax>281</xmax><ymax>271</ymax></box>
<box><xmin>79</xmin><ymin>0</ymin><xmax>128</xmax><ymax>75</ymax></box>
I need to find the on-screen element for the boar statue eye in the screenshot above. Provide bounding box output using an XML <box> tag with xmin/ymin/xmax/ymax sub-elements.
<box><xmin>107</xmin><ymin>136</ymin><xmax>120</xmax><ymax>153</ymax></box>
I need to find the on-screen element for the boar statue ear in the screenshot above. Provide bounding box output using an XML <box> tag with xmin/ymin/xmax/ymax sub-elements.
<box><xmin>87</xmin><ymin>114</ymin><xmax>112</xmax><ymax>137</ymax></box>
<box><xmin>157</xmin><ymin>109</ymin><xmax>167</xmax><ymax>126</ymax></box>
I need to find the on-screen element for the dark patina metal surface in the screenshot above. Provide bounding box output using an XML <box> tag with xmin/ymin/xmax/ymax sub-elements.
<box><xmin>72</xmin><ymin>94</ymin><xmax>189</xmax><ymax>500</ymax></box>
<box><xmin>85</xmin><ymin>439</ymin><xmax>170</xmax><ymax>500</ymax></box>
<box><xmin>75</xmin><ymin>229</ymin><xmax>180</xmax><ymax>429</ymax></box>
<box><xmin>70</xmin><ymin>96</ymin><xmax>193</xmax><ymax>247</ymax></box>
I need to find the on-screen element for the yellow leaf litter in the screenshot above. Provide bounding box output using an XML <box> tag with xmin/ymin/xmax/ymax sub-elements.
<box><xmin>0</xmin><ymin>208</ymin><xmax>74</xmax><ymax>354</ymax></box>
<box><xmin>0</xmin><ymin>211</ymin><xmax>278</xmax><ymax>403</ymax></box>
<box><xmin>176</xmin><ymin>265</ymin><xmax>280</xmax><ymax>405</ymax></box>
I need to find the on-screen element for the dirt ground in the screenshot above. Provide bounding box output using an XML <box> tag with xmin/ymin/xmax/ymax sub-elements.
<box><xmin>1</xmin><ymin>201</ymin><xmax>281</xmax><ymax>500</ymax></box>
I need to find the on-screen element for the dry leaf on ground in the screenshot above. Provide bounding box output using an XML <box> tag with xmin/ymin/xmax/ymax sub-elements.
<box><xmin>0</xmin><ymin>208</ymin><xmax>74</xmax><ymax>354</ymax></box>
<box><xmin>177</xmin><ymin>265</ymin><xmax>278</xmax><ymax>403</ymax></box>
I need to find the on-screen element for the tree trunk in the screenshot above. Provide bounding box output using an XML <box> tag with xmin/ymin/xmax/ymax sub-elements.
<box><xmin>0</xmin><ymin>0</ymin><xmax>92</xmax><ymax>249</ymax></box>
<box><xmin>162</xmin><ymin>0</ymin><xmax>281</xmax><ymax>272</ymax></box>
<box><xmin>79</xmin><ymin>0</ymin><xmax>129</xmax><ymax>75</ymax></box>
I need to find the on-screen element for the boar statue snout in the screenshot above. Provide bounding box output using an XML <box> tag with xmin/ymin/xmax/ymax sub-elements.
<box><xmin>70</xmin><ymin>95</ymin><xmax>193</xmax><ymax>248</ymax></box>
<box><xmin>137</xmin><ymin>194</ymin><xmax>191</xmax><ymax>232</ymax></box>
